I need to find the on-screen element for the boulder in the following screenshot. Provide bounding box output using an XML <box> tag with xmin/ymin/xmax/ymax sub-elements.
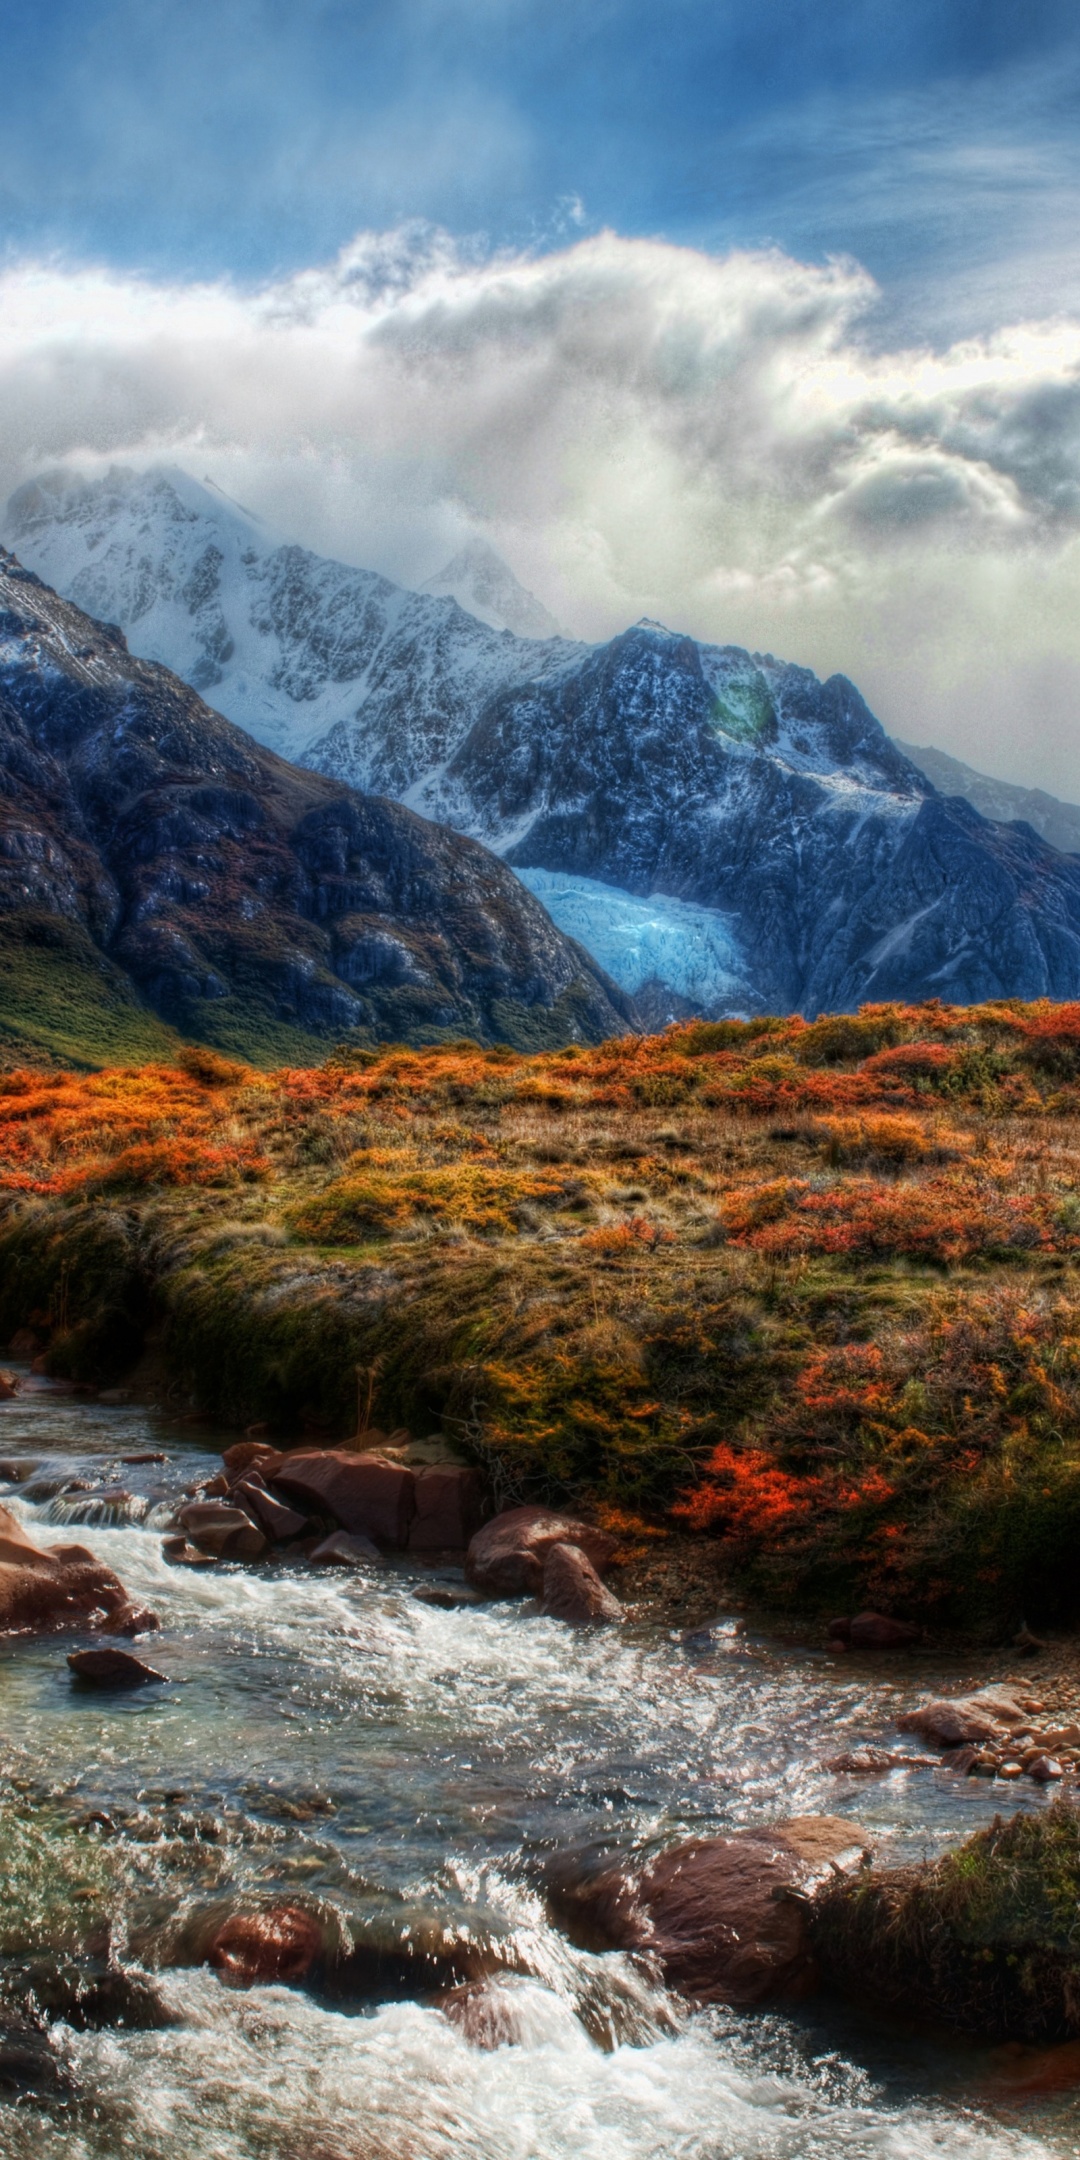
<box><xmin>100</xmin><ymin>1600</ymin><xmax>161</xmax><ymax>1636</ymax></box>
<box><xmin>555</xmin><ymin>1815</ymin><xmax>870</xmax><ymax>2007</ymax></box>
<box><xmin>897</xmin><ymin>1687</ymin><xmax>1028</xmax><ymax>1749</ymax></box>
<box><xmin>271</xmin><ymin>1450</ymin><xmax>415</xmax><ymax>1547</ymax></box>
<box><xmin>232</xmin><ymin>1479</ymin><xmax>308</xmax><ymax>1542</ymax></box>
<box><xmin>466</xmin><ymin>1505</ymin><xmax>618</xmax><ymax>1597</ymax></box>
<box><xmin>830</xmin><ymin>1611</ymin><xmax>921</xmax><ymax>1651</ymax></box>
<box><xmin>309</xmin><ymin>1530</ymin><xmax>382</xmax><ymax>1567</ymax></box>
<box><xmin>67</xmin><ymin>1647</ymin><xmax>167</xmax><ymax>1688</ymax></box>
<box><xmin>413</xmin><ymin>1582</ymin><xmax>483</xmax><ymax>1610</ymax></box>
<box><xmin>0</xmin><ymin>1503</ymin><xmax>143</xmax><ymax>1635</ymax></box>
<box><xmin>0</xmin><ymin>1370</ymin><xmax>19</xmax><ymax>1400</ymax></box>
<box><xmin>0</xmin><ymin>1459</ymin><xmax>37</xmax><ymax>1483</ymax></box>
<box><xmin>203</xmin><ymin>1906</ymin><xmax>325</xmax><ymax>1987</ymax></box>
<box><xmin>222</xmin><ymin>1440</ymin><xmax>283</xmax><ymax>1484</ymax></box>
<box><xmin>176</xmin><ymin>1500</ymin><xmax>268</xmax><ymax>1560</ymax></box>
<box><xmin>540</xmin><ymin>1542</ymin><xmax>625</xmax><ymax>1625</ymax></box>
<box><xmin>408</xmin><ymin>1466</ymin><xmax>489</xmax><ymax>1555</ymax></box>
<box><xmin>161</xmin><ymin>1537</ymin><xmax>215</xmax><ymax>1569</ymax></box>
<box><xmin>437</xmin><ymin>1979</ymin><xmax>530</xmax><ymax>2050</ymax></box>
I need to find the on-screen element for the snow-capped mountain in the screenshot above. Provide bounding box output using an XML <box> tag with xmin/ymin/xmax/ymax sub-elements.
<box><xmin>421</xmin><ymin>537</ymin><xmax>563</xmax><ymax>638</ymax></box>
<box><xmin>897</xmin><ymin>739</ymin><xmax>1080</xmax><ymax>858</ymax></box>
<box><xmin>5</xmin><ymin>467</ymin><xmax>579</xmax><ymax>771</ymax></box>
<box><xmin>13</xmin><ymin>463</ymin><xmax>1080</xmax><ymax>1017</ymax></box>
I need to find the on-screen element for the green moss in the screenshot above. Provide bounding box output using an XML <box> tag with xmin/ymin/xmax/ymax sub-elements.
<box><xmin>812</xmin><ymin>1802</ymin><xmax>1080</xmax><ymax>2042</ymax></box>
<box><xmin>0</xmin><ymin>918</ymin><xmax>181</xmax><ymax>1069</ymax></box>
<box><xmin>0</xmin><ymin>1201</ymin><xmax>149</xmax><ymax>1381</ymax></box>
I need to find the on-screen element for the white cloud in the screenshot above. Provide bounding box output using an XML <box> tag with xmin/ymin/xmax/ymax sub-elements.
<box><xmin>2</xmin><ymin>227</ymin><xmax>1080</xmax><ymax>794</ymax></box>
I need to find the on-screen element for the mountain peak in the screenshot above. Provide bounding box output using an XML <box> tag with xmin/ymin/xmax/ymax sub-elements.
<box><xmin>422</xmin><ymin>537</ymin><xmax>563</xmax><ymax>639</ymax></box>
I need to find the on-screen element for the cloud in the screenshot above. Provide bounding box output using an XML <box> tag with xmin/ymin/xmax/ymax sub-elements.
<box><xmin>2</xmin><ymin>226</ymin><xmax>1080</xmax><ymax>793</ymax></box>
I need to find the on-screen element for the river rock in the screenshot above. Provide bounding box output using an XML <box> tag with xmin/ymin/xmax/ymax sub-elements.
<box><xmin>0</xmin><ymin>1370</ymin><xmax>20</xmax><ymax>1400</ymax></box>
<box><xmin>176</xmin><ymin>1500</ymin><xmax>269</xmax><ymax>1560</ymax></box>
<box><xmin>222</xmin><ymin>1441</ymin><xmax>284</xmax><ymax>1484</ymax></box>
<box><xmin>0</xmin><ymin>1504</ymin><xmax>144</xmax><ymax>1635</ymax></box>
<box><xmin>272</xmin><ymin>1450</ymin><xmax>415</xmax><ymax>1547</ymax></box>
<box><xmin>539</xmin><ymin>1541</ymin><xmax>625</xmax><ymax>1625</ymax></box>
<box><xmin>100</xmin><ymin>1599</ymin><xmax>161</xmax><ymax>1636</ymax></box>
<box><xmin>557</xmin><ymin>1815</ymin><xmax>870</xmax><ymax>2006</ymax></box>
<box><xmin>407</xmin><ymin>1466</ymin><xmax>489</xmax><ymax>1555</ymax></box>
<box><xmin>466</xmin><ymin>1505</ymin><xmax>618</xmax><ymax>1596</ymax></box>
<box><xmin>413</xmin><ymin>1582</ymin><xmax>483</xmax><ymax>1610</ymax></box>
<box><xmin>0</xmin><ymin>1459</ymin><xmax>37</xmax><ymax>1482</ymax></box>
<box><xmin>834</xmin><ymin>1612</ymin><xmax>922</xmax><ymax>1650</ymax></box>
<box><xmin>204</xmin><ymin>1906</ymin><xmax>326</xmax><ymax>1986</ymax></box>
<box><xmin>67</xmin><ymin>1647</ymin><xmax>167</xmax><ymax>1687</ymax></box>
<box><xmin>897</xmin><ymin>1687</ymin><xmax>1028</xmax><ymax>1748</ymax></box>
<box><xmin>437</xmin><ymin>1978</ymin><xmax>530</xmax><ymax>2049</ymax></box>
<box><xmin>232</xmin><ymin>1478</ymin><xmax>308</xmax><ymax>1542</ymax></box>
<box><xmin>309</xmin><ymin>1529</ymin><xmax>382</xmax><ymax>1567</ymax></box>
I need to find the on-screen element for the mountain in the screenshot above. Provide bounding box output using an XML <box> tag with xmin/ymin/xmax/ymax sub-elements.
<box><xmin>896</xmin><ymin>739</ymin><xmax>1080</xmax><ymax>858</ymax></box>
<box><xmin>5</xmin><ymin>468</ymin><xmax>579</xmax><ymax>770</ymax></box>
<box><xmin>421</xmin><ymin>537</ymin><xmax>563</xmax><ymax>638</ymax></box>
<box><xmin>13</xmin><ymin>465</ymin><xmax>1080</xmax><ymax>1017</ymax></box>
<box><xmin>0</xmin><ymin>549</ymin><xmax>634</xmax><ymax>1066</ymax></box>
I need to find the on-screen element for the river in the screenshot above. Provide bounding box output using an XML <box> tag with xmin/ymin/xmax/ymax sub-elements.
<box><xmin>1</xmin><ymin>1377</ymin><xmax>1076</xmax><ymax>2159</ymax></box>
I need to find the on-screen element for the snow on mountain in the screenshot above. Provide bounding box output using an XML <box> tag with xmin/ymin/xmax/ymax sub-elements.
<box><xmin>421</xmin><ymin>537</ymin><xmax>563</xmax><ymax>639</ymax></box>
<box><xmin>896</xmin><ymin>739</ymin><xmax>1080</xmax><ymax>857</ymax></box>
<box><xmin>5</xmin><ymin>467</ymin><xmax>580</xmax><ymax>773</ymax></box>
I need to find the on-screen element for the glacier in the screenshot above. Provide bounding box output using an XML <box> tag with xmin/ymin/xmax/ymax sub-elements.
<box><xmin>516</xmin><ymin>869</ymin><xmax>748</xmax><ymax>1008</ymax></box>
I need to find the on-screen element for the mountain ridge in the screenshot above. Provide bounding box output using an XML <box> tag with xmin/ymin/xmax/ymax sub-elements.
<box><xmin>0</xmin><ymin>546</ymin><xmax>634</xmax><ymax>1066</ymax></box>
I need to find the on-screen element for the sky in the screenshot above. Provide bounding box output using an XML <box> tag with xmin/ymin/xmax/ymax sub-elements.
<box><xmin>2</xmin><ymin>1</ymin><xmax>1080</xmax><ymax>791</ymax></box>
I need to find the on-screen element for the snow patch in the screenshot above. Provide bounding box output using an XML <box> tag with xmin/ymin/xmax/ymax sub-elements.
<box><xmin>516</xmin><ymin>868</ymin><xmax>748</xmax><ymax>1008</ymax></box>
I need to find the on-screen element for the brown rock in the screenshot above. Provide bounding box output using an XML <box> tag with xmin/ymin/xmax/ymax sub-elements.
<box><xmin>233</xmin><ymin>1479</ymin><xmax>308</xmax><ymax>1542</ymax></box>
<box><xmin>222</xmin><ymin>1441</ymin><xmax>283</xmax><ymax>1484</ymax></box>
<box><xmin>823</xmin><ymin>1748</ymin><xmax>933</xmax><ymax>1775</ymax></box>
<box><xmin>205</xmin><ymin>1906</ymin><xmax>325</xmax><ymax>1986</ymax></box>
<box><xmin>0</xmin><ymin>1459</ymin><xmax>37</xmax><ymax>1483</ymax></box>
<box><xmin>201</xmin><ymin>1474</ymin><xmax>230</xmax><ymax>1498</ymax></box>
<box><xmin>100</xmin><ymin>1600</ymin><xmax>161</xmax><ymax>1636</ymax></box>
<box><xmin>408</xmin><ymin>1466</ymin><xmax>489</xmax><ymax>1555</ymax></box>
<box><xmin>561</xmin><ymin>1815</ymin><xmax>869</xmax><ymax>2006</ymax></box>
<box><xmin>162</xmin><ymin>1537</ymin><xmax>215</xmax><ymax>1568</ymax></box>
<box><xmin>466</xmin><ymin>1505</ymin><xmax>618</xmax><ymax>1597</ymax></box>
<box><xmin>0</xmin><ymin>1370</ymin><xmax>20</xmax><ymax>1400</ymax></box>
<box><xmin>1029</xmin><ymin>1755</ymin><xmax>1064</xmax><ymax>1782</ymax></box>
<box><xmin>271</xmin><ymin>1451</ymin><xmax>415</xmax><ymax>1547</ymax></box>
<box><xmin>897</xmin><ymin>1687</ymin><xmax>1027</xmax><ymax>1749</ymax></box>
<box><xmin>848</xmin><ymin>1612</ymin><xmax>921</xmax><ymax>1650</ymax></box>
<box><xmin>540</xmin><ymin>1541</ymin><xmax>625</xmax><ymax>1625</ymax></box>
<box><xmin>0</xmin><ymin>1503</ymin><xmax>141</xmax><ymax>1635</ymax></box>
<box><xmin>176</xmin><ymin>1501</ymin><xmax>269</xmax><ymax>1560</ymax></box>
<box><xmin>438</xmin><ymin>1979</ymin><xmax>529</xmax><ymax>2049</ymax></box>
<box><xmin>308</xmin><ymin>1529</ymin><xmax>382</xmax><ymax>1567</ymax></box>
<box><xmin>67</xmin><ymin>1647</ymin><xmax>167</xmax><ymax>1687</ymax></box>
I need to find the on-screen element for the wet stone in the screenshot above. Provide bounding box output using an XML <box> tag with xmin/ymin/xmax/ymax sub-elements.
<box><xmin>67</xmin><ymin>1647</ymin><xmax>168</xmax><ymax>1688</ymax></box>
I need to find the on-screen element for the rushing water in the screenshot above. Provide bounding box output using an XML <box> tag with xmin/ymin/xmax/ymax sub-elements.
<box><xmin>1</xmin><ymin>1377</ymin><xmax>1078</xmax><ymax>2159</ymax></box>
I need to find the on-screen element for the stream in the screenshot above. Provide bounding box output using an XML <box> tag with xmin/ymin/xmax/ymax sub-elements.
<box><xmin>1</xmin><ymin>1377</ymin><xmax>1078</xmax><ymax>2159</ymax></box>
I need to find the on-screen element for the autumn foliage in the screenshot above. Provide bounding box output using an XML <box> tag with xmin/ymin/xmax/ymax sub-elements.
<box><xmin>4</xmin><ymin>997</ymin><xmax>1080</xmax><ymax>1625</ymax></box>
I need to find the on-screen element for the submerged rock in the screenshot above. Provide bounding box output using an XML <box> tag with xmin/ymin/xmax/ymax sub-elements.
<box><xmin>829</xmin><ymin>1612</ymin><xmax>921</xmax><ymax>1651</ymax></box>
<box><xmin>540</xmin><ymin>1541</ymin><xmax>625</xmax><ymax>1625</ymax></box>
<box><xmin>308</xmin><ymin>1529</ymin><xmax>382</xmax><ymax>1567</ymax></box>
<box><xmin>897</xmin><ymin>1686</ymin><xmax>1028</xmax><ymax>1748</ymax></box>
<box><xmin>466</xmin><ymin>1505</ymin><xmax>618</xmax><ymax>1597</ymax></box>
<box><xmin>0</xmin><ymin>1502</ymin><xmax>145</xmax><ymax>1635</ymax></box>
<box><xmin>203</xmin><ymin>1906</ymin><xmax>326</xmax><ymax>1987</ymax></box>
<box><xmin>67</xmin><ymin>1647</ymin><xmax>167</xmax><ymax>1688</ymax></box>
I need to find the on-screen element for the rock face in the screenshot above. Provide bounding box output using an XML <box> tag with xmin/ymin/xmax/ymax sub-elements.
<box><xmin>466</xmin><ymin>1505</ymin><xmax>618</xmax><ymax>1596</ymax></box>
<box><xmin>19</xmin><ymin>464</ymin><xmax>1080</xmax><ymax>1018</ymax></box>
<box><xmin>409</xmin><ymin>1465</ymin><xmax>489</xmax><ymax>1555</ymax></box>
<box><xmin>0</xmin><ymin>1503</ymin><xmax>150</xmax><ymax>1635</ymax></box>
<box><xmin>0</xmin><ymin>544</ymin><xmax>633</xmax><ymax>1061</ymax></box>
<box><xmin>556</xmin><ymin>1815</ymin><xmax>869</xmax><ymax>2006</ymax></box>
<box><xmin>539</xmin><ymin>1541</ymin><xmax>625</xmax><ymax>1625</ymax></box>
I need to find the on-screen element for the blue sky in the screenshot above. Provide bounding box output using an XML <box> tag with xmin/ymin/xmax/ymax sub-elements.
<box><xmin>4</xmin><ymin>0</ymin><xmax>1079</xmax><ymax>335</ymax></box>
<box><xmin>2</xmin><ymin>2</ymin><xmax>1080</xmax><ymax>794</ymax></box>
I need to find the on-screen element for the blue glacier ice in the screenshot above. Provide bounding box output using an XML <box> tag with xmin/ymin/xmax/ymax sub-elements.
<box><xmin>516</xmin><ymin>868</ymin><xmax>746</xmax><ymax>1006</ymax></box>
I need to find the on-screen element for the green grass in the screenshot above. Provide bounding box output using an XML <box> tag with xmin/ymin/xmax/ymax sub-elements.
<box><xmin>0</xmin><ymin>920</ymin><xmax>181</xmax><ymax>1068</ymax></box>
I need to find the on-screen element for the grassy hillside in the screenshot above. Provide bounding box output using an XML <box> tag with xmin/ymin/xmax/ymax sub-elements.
<box><xmin>4</xmin><ymin>999</ymin><xmax>1080</xmax><ymax>1630</ymax></box>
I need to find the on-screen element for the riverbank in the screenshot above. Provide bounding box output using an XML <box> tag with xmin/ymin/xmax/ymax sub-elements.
<box><xmin>3</xmin><ymin>1001</ymin><xmax>1080</xmax><ymax>1633</ymax></box>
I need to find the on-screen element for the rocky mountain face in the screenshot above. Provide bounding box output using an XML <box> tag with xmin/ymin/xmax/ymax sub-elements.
<box><xmin>896</xmin><ymin>739</ymin><xmax>1080</xmax><ymax>858</ymax></box>
<box><xmin>12</xmin><ymin>465</ymin><xmax>1080</xmax><ymax>1016</ymax></box>
<box><xmin>0</xmin><ymin>549</ymin><xmax>633</xmax><ymax>1064</ymax></box>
